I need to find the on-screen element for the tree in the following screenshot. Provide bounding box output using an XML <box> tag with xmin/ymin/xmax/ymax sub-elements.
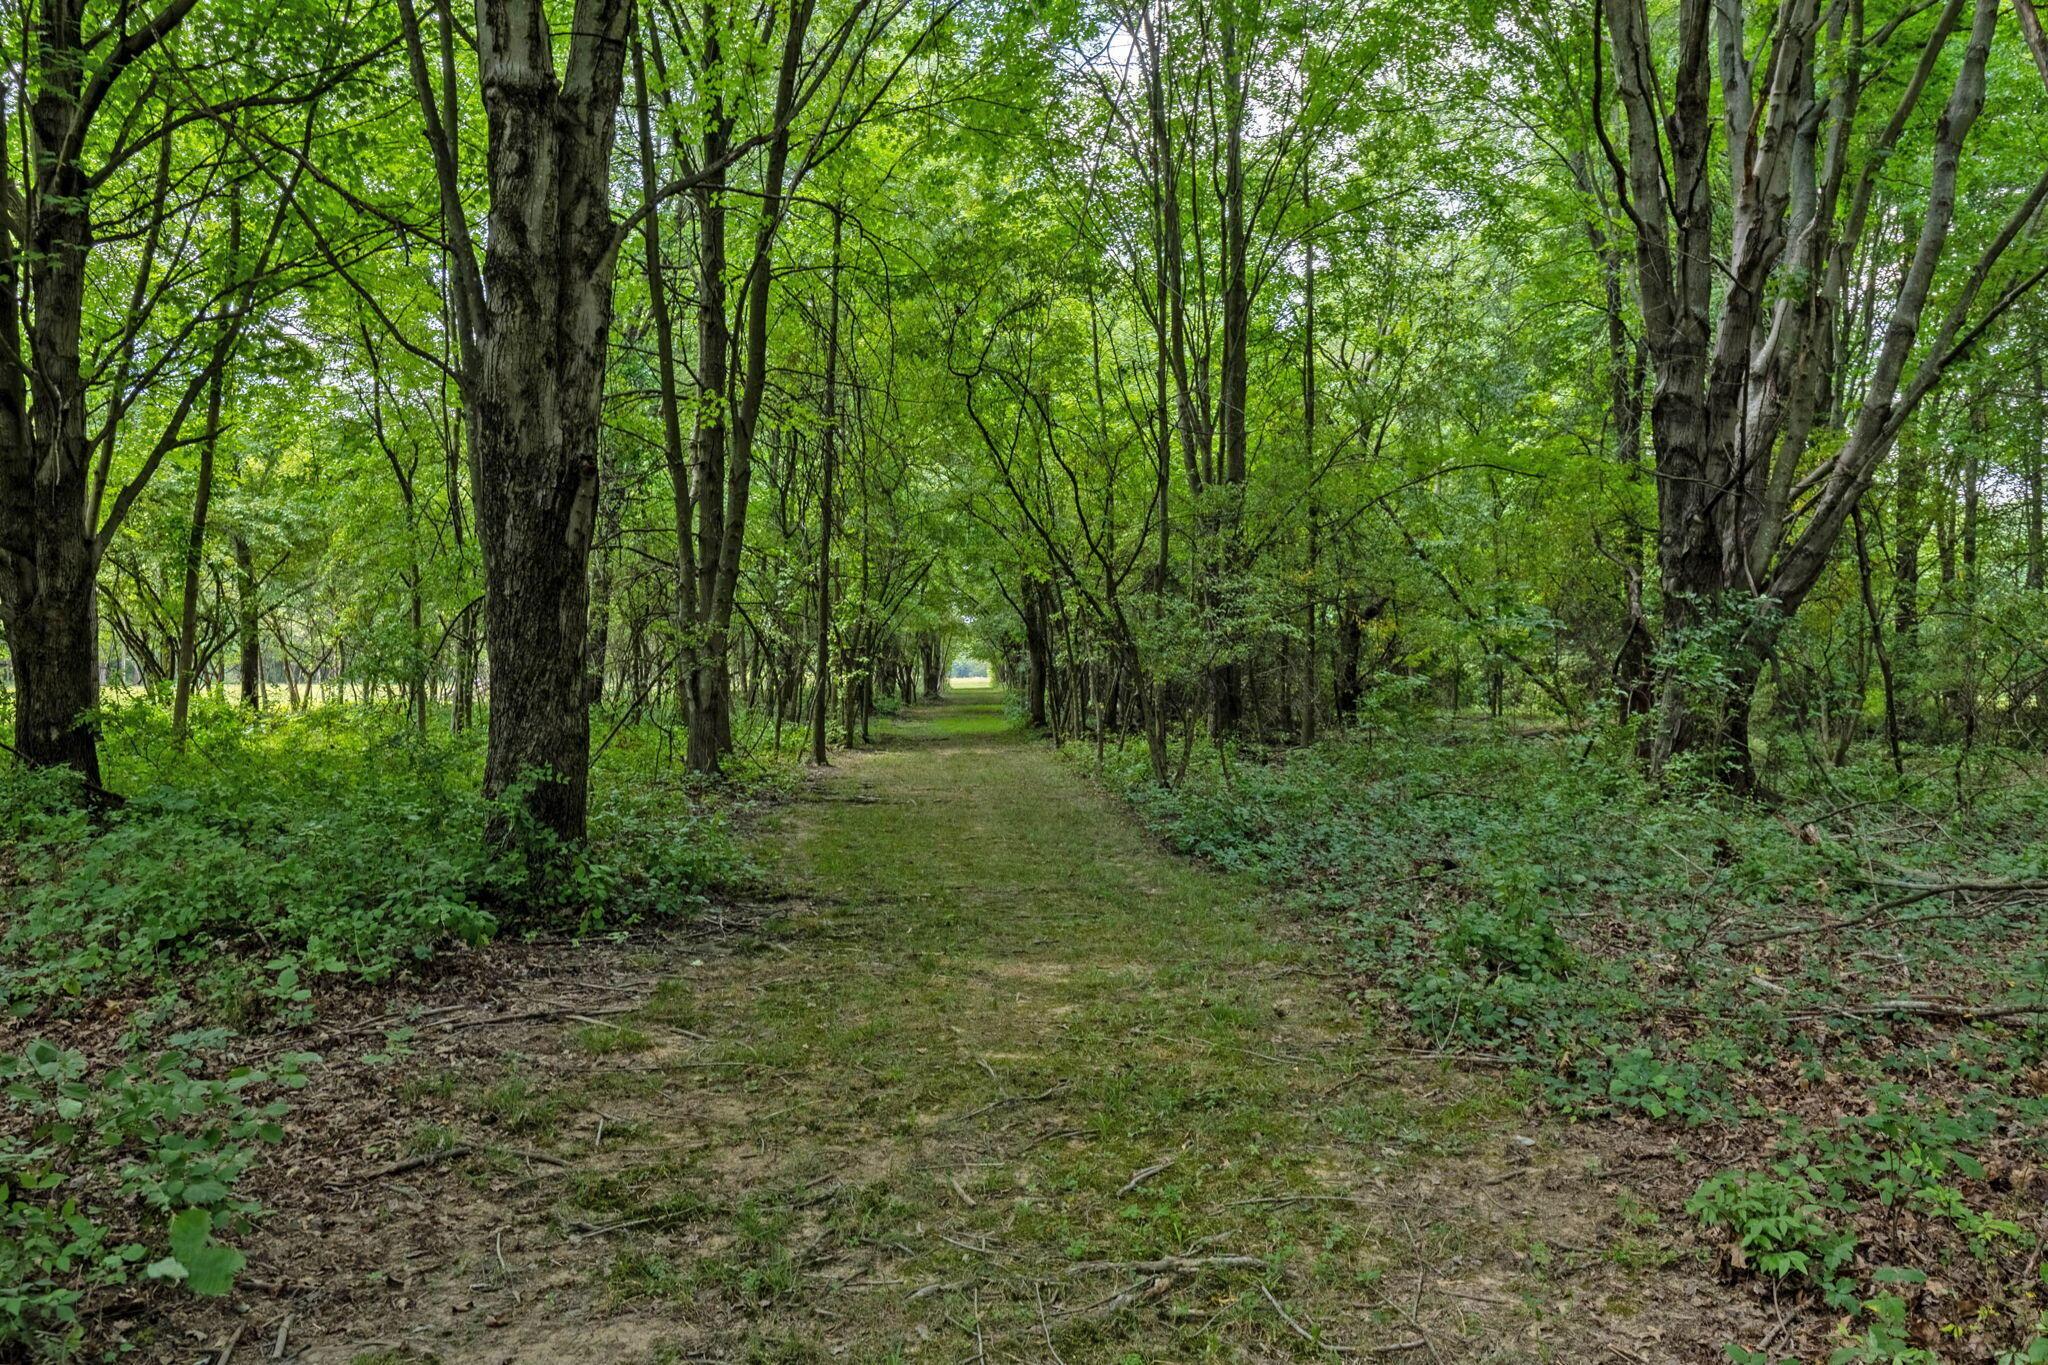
<box><xmin>398</xmin><ymin>0</ymin><xmax>653</xmax><ymax>845</ymax></box>
<box><xmin>1597</xmin><ymin>0</ymin><xmax>2048</xmax><ymax>787</ymax></box>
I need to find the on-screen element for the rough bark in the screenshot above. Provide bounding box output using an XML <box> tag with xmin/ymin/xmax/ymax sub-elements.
<box><xmin>1598</xmin><ymin>0</ymin><xmax>2031</xmax><ymax>787</ymax></box>
<box><xmin>810</xmin><ymin>208</ymin><xmax>843</xmax><ymax>768</ymax></box>
<box><xmin>685</xmin><ymin>0</ymin><xmax>814</xmax><ymax>774</ymax></box>
<box><xmin>233</xmin><ymin>533</ymin><xmax>262</xmax><ymax>709</ymax></box>
<box><xmin>398</xmin><ymin>0</ymin><xmax>636</xmax><ymax>846</ymax></box>
<box><xmin>0</xmin><ymin>0</ymin><xmax>216</xmax><ymax>791</ymax></box>
<box><xmin>1023</xmin><ymin>578</ymin><xmax>1051</xmax><ymax>730</ymax></box>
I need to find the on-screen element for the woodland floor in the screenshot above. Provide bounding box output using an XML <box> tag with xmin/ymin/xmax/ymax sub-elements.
<box><xmin>166</xmin><ymin>694</ymin><xmax>1786</xmax><ymax>1364</ymax></box>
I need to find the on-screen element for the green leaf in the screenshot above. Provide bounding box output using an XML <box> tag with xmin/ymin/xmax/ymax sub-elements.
<box><xmin>144</xmin><ymin>1255</ymin><xmax>187</xmax><ymax>1284</ymax></box>
<box><xmin>163</xmin><ymin>1208</ymin><xmax>246</xmax><ymax>1296</ymax></box>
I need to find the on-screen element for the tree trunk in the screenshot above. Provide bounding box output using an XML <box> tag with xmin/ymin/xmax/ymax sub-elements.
<box><xmin>810</xmin><ymin>208</ymin><xmax>844</xmax><ymax>767</ymax></box>
<box><xmin>1601</xmin><ymin>0</ymin><xmax>2014</xmax><ymax>785</ymax></box>
<box><xmin>233</xmin><ymin>534</ymin><xmax>262</xmax><ymax>709</ymax></box>
<box><xmin>172</xmin><ymin>349</ymin><xmax>226</xmax><ymax>746</ymax></box>
<box><xmin>1209</xmin><ymin>15</ymin><xmax>1251</xmax><ymax>739</ymax></box>
<box><xmin>919</xmin><ymin>631</ymin><xmax>943</xmax><ymax>700</ymax></box>
<box><xmin>1023</xmin><ymin>579</ymin><xmax>1051</xmax><ymax>729</ymax></box>
<box><xmin>686</xmin><ymin>0</ymin><xmax>813</xmax><ymax>773</ymax></box>
<box><xmin>684</xmin><ymin>22</ymin><xmax>733</xmax><ymax>776</ymax></box>
<box><xmin>1852</xmin><ymin>507</ymin><xmax>1904</xmax><ymax>773</ymax></box>
<box><xmin>2</xmin><ymin>51</ymin><xmax>106</xmax><ymax>786</ymax></box>
<box><xmin>6</xmin><ymin>568</ymin><xmax>102</xmax><ymax>783</ymax></box>
<box><xmin>1299</xmin><ymin>163</ymin><xmax>1319</xmax><ymax>747</ymax></box>
<box><xmin>396</xmin><ymin>0</ymin><xmax>636</xmax><ymax>849</ymax></box>
<box><xmin>2030</xmin><ymin>358</ymin><xmax>2045</xmax><ymax>592</ymax></box>
<box><xmin>1894</xmin><ymin>447</ymin><xmax>1925</xmax><ymax>636</ymax></box>
<box><xmin>585</xmin><ymin>486</ymin><xmax>618</xmax><ymax>708</ymax></box>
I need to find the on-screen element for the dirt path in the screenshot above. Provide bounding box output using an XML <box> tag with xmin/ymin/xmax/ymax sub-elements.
<box><xmin>276</xmin><ymin>694</ymin><xmax>1770</xmax><ymax>1364</ymax></box>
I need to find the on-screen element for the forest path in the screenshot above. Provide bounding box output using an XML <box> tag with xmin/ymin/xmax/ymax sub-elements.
<box><xmin>323</xmin><ymin>693</ymin><xmax>1760</xmax><ymax>1363</ymax></box>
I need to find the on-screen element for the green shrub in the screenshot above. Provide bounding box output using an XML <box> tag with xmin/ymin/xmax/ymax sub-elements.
<box><xmin>1686</xmin><ymin>1166</ymin><xmax>1856</xmax><ymax>1301</ymax></box>
<box><xmin>0</xmin><ymin>699</ymin><xmax>754</xmax><ymax>1012</ymax></box>
<box><xmin>1086</xmin><ymin>720</ymin><xmax>2048</xmax><ymax>1344</ymax></box>
<box><xmin>0</xmin><ymin>1032</ymin><xmax>308</xmax><ymax>1355</ymax></box>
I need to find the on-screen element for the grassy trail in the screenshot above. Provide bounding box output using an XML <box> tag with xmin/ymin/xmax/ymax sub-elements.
<box><xmin>334</xmin><ymin>693</ymin><xmax>1759</xmax><ymax>1363</ymax></box>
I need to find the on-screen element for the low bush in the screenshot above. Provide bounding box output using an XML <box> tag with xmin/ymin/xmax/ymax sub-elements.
<box><xmin>0</xmin><ymin>697</ymin><xmax>766</xmax><ymax>1358</ymax></box>
<box><xmin>1088</xmin><ymin>721</ymin><xmax>2048</xmax><ymax>1354</ymax></box>
<box><xmin>0</xmin><ymin>697</ymin><xmax>756</xmax><ymax>1016</ymax></box>
<box><xmin>0</xmin><ymin>1031</ymin><xmax>309</xmax><ymax>1355</ymax></box>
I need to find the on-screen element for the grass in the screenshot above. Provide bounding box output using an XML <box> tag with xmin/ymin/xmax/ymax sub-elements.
<box><xmin>422</xmin><ymin>690</ymin><xmax>1742</xmax><ymax>1362</ymax></box>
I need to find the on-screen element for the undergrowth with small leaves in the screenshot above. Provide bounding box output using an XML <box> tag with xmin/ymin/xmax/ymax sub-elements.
<box><xmin>1</xmin><ymin>696</ymin><xmax>760</xmax><ymax>1016</ymax></box>
<box><xmin>0</xmin><ymin>1029</ymin><xmax>310</xmax><ymax>1356</ymax></box>
<box><xmin>0</xmin><ymin>695</ymin><xmax>770</xmax><ymax>1358</ymax></box>
<box><xmin>1093</xmin><ymin>719</ymin><xmax>2048</xmax><ymax>1360</ymax></box>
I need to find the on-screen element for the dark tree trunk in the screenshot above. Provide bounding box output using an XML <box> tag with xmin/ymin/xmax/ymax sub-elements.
<box><xmin>1601</xmin><ymin>0</ymin><xmax>2010</xmax><ymax>785</ymax></box>
<box><xmin>810</xmin><ymin>208</ymin><xmax>843</xmax><ymax>767</ymax></box>
<box><xmin>684</xmin><ymin>0</ymin><xmax>813</xmax><ymax>774</ymax></box>
<box><xmin>1023</xmin><ymin>579</ymin><xmax>1051</xmax><ymax>729</ymax></box>
<box><xmin>1335</xmin><ymin>591</ymin><xmax>1364</xmax><ymax>717</ymax></box>
<box><xmin>397</xmin><ymin>0</ymin><xmax>636</xmax><ymax>848</ymax></box>
<box><xmin>1894</xmin><ymin>449</ymin><xmax>1925</xmax><ymax>636</ymax></box>
<box><xmin>3</xmin><ymin>0</ymin><xmax>288</xmax><ymax>792</ymax></box>
<box><xmin>2030</xmin><ymin>359</ymin><xmax>2046</xmax><ymax>592</ymax></box>
<box><xmin>684</xmin><ymin>28</ymin><xmax>733</xmax><ymax>776</ymax></box>
<box><xmin>585</xmin><ymin>486</ymin><xmax>618</xmax><ymax>708</ymax></box>
<box><xmin>407</xmin><ymin>569</ymin><xmax>429</xmax><ymax>734</ymax></box>
<box><xmin>1</xmin><ymin>35</ymin><xmax>107</xmax><ymax>786</ymax></box>
<box><xmin>6</xmin><ymin>570</ymin><xmax>102</xmax><ymax>783</ymax></box>
<box><xmin>233</xmin><ymin>534</ymin><xmax>262</xmax><ymax>709</ymax></box>
<box><xmin>1207</xmin><ymin>16</ymin><xmax>1251</xmax><ymax>740</ymax></box>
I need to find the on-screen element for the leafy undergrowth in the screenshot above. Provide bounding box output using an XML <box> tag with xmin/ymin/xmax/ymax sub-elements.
<box><xmin>0</xmin><ymin>695</ymin><xmax>770</xmax><ymax>1360</ymax></box>
<box><xmin>0</xmin><ymin>1032</ymin><xmax>311</xmax><ymax>1356</ymax></box>
<box><xmin>1095</xmin><ymin>724</ymin><xmax>2048</xmax><ymax>1361</ymax></box>
<box><xmin>2</xmin><ymin>697</ymin><xmax>761</xmax><ymax>1018</ymax></box>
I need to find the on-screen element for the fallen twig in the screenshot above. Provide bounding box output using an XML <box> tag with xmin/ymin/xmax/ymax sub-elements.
<box><xmin>566</xmin><ymin>1213</ymin><xmax>663</xmax><ymax>1242</ymax></box>
<box><xmin>358</xmin><ymin>1145</ymin><xmax>472</xmax><ymax>1180</ymax></box>
<box><xmin>1260</xmin><ymin>1282</ymin><xmax>1355</xmax><ymax>1355</ymax></box>
<box><xmin>953</xmin><ymin>1080</ymin><xmax>1068</xmax><ymax>1122</ymax></box>
<box><xmin>1117</xmin><ymin>1157</ymin><xmax>1175</xmax><ymax>1196</ymax></box>
<box><xmin>1062</xmin><ymin>1273</ymin><xmax>1173</xmax><ymax>1318</ymax></box>
<box><xmin>1068</xmin><ymin>1254</ymin><xmax>1265</xmax><ymax>1275</ymax></box>
<box><xmin>1785</xmin><ymin>998</ymin><xmax>2048</xmax><ymax>1024</ymax></box>
<box><xmin>435</xmin><ymin>1002</ymin><xmax>641</xmax><ymax>1032</ymax></box>
<box><xmin>1730</xmin><ymin>877</ymin><xmax>2048</xmax><ymax>949</ymax></box>
<box><xmin>1223</xmin><ymin>1193</ymin><xmax>1372</xmax><ymax>1209</ymax></box>
<box><xmin>1036</xmin><ymin>1283</ymin><xmax>1069</xmax><ymax>1364</ymax></box>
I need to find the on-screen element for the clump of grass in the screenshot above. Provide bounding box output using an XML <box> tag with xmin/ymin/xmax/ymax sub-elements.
<box><xmin>604</xmin><ymin>1249</ymin><xmax>684</xmax><ymax>1303</ymax></box>
<box><xmin>572</xmin><ymin>1160</ymin><xmax>709</xmax><ymax>1224</ymax></box>
<box><xmin>405</xmin><ymin>1122</ymin><xmax>464</xmax><ymax>1155</ymax></box>
<box><xmin>473</xmin><ymin>1077</ymin><xmax>575</xmax><ymax>1137</ymax></box>
<box><xmin>575</xmin><ymin>1023</ymin><xmax>652</xmax><ymax>1055</ymax></box>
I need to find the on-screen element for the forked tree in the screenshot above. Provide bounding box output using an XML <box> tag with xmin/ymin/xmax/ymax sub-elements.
<box><xmin>1598</xmin><ymin>0</ymin><xmax>2048</xmax><ymax>787</ymax></box>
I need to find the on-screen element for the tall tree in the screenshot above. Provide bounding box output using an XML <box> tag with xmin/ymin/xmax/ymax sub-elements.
<box><xmin>1598</xmin><ymin>0</ymin><xmax>2048</xmax><ymax>787</ymax></box>
<box><xmin>397</xmin><ymin>0</ymin><xmax>688</xmax><ymax>844</ymax></box>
